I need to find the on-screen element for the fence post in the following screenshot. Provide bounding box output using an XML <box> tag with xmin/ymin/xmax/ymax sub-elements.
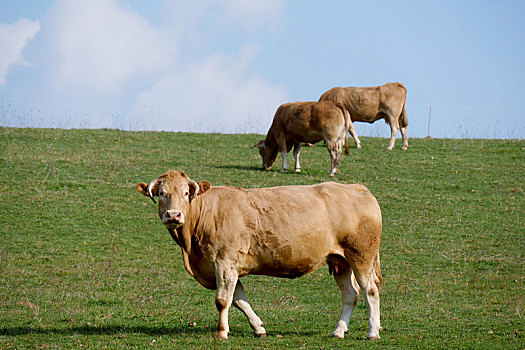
<box><xmin>427</xmin><ymin>103</ymin><xmax>432</xmax><ymax>140</ymax></box>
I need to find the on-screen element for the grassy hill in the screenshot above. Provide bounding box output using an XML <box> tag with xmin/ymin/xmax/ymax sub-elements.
<box><xmin>1</xmin><ymin>127</ymin><xmax>523</xmax><ymax>349</ymax></box>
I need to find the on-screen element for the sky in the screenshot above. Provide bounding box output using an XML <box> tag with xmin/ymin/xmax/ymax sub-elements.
<box><xmin>0</xmin><ymin>0</ymin><xmax>524</xmax><ymax>139</ymax></box>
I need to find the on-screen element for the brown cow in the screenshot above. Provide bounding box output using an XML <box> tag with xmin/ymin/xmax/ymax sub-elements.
<box><xmin>252</xmin><ymin>100</ymin><xmax>352</xmax><ymax>176</ymax></box>
<box><xmin>136</xmin><ymin>170</ymin><xmax>383</xmax><ymax>340</ymax></box>
<box><xmin>319</xmin><ymin>82</ymin><xmax>408</xmax><ymax>150</ymax></box>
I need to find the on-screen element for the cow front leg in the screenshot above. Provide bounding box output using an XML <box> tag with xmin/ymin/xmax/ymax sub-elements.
<box><xmin>280</xmin><ymin>150</ymin><xmax>288</xmax><ymax>172</ymax></box>
<box><xmin>293</xmin><ymin>143</ymin><xmax>302</xmax><ymax>172</ymax></box>
<box><xmin>215</xmin><ymin>262</ymin><xmax>238</xmax><ymax>340</ymax></box>
<box><xmin>232</xmin><ymin>280</ymin><xmax>267</xmax><ymax>337</ymax></box>
<box><xmin>332</xmin><ymin>268</ymin><xmax>359</xmax><ymax>338</ymax></box>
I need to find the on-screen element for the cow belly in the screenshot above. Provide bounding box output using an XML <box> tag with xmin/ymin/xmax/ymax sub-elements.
<box><xmin>247</xmin><ymin>255</ymin><xmax>326</xmax><ymax>279</ymax></box>
<box><xmin>241</xmin><ymin>240</ymin><xmax>331</xmax><ymax>279</ymax></box>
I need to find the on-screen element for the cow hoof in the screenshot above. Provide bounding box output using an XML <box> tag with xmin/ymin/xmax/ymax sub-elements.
<box><xmin>356</xmin><ymin>144</ymin><xmax>362</xmax><ymax>149</ymax></box>
<box><xmin>402</xmin><ymin>146</ymin><xmax>408</xmax><ymax>151</ymax></box>
<box><xmin>295</xmin><ymin>168</ymin><xmax>301</xmax><ymax>173</ymax></box>
<box><xmin>254</xmin><ymin>332</ymin><xmax>267</xmax><ymax>338</ymax></box>
<box><xmin>280</xmin><ymin>169</ymin><xmax>287</xmax><ymax>173</ymax></box>
<box><xmin>386</xmin><ymin>147</ymin><xmax>393</xmax><ymax>151</ymax></box>
<box><xmin>215</xmin><ymin>331</ymin><xmax>229</xmax><ymax>340</ymax></box>
<box><xmin>331</xmin><ymin>330</ymin><xmax>345</xmax><ymax>339</ymax></box>
<box><xmin>367</xmin><ymin>334</ymin><xmax>380</xmax><ymax>340</ymax></box>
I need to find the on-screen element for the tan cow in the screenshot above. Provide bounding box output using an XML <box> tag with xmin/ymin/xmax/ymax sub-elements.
<box><xmin>252</xmin><ymin>100</ymin><xmax>352</xmax><ymax>176</ymax></box>
<box><xmin>136</xmin><ymin>170</ymin><xmax>383</xmax><ymax>340</ymax></box>
<box><xmin>319</xmin><ymin>82</ymin><xmax>408</xmax><ymax>150</ymax></box>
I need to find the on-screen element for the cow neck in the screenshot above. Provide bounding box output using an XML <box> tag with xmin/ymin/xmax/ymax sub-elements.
<box><xmin>265</xmin><ymin>129</ymin><xmax>278</xmax><ymax>148</ymax></box>
<box><xmin>176</xmin><ymin>195</ymin><xmax>202</xmax><ymax>255</ymax></box>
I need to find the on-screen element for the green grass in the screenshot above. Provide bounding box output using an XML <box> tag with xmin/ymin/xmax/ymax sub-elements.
<box><xmin>1</xmin><ymin>127</ymin><xmax>523</xmax><ymax>349</ymax></box>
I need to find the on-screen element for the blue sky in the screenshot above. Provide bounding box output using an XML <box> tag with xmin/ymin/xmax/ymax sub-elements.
<box><xmin>0</xmin><ymin>0</ymin><xmax>524</xmax><ymax>139</ymax></box>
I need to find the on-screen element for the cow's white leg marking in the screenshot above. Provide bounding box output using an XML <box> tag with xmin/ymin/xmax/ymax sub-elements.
<box><xmin>332</xmin><ymin>270</ymin><xmax>359</xmax><ymax>339</ymax></box>
<box><xmin>280</xmin><ymin>151</ymin><xmax>288</xmax><ymax>172</ymax></box>
<box><xmin>293</xmin><ymin>143</ymin><xmax>302</xmax><ymax>172</ymax></box>
<box><xmin>232</xmin><ymin>280</ymin><xmax>267</xmax><ymax>337</ymax></box>
<box><xmin>400</xmin><ymin>126</ymin><xmax>408</xmax><ymax>150</ymax></box>
<box><xmin>352</xmin><ymin>266</ymin><xmax>381</xmax><ymax>340</ymax></box>
<box><xmin>215</xmin><ymin>262</ymin><xmax>238</xmax><ymax>340</ymax></box>
<box><xmin>387</xmin><ymin>124</ymin><xmax>398</xmax><ymax>150</ymax></box>
<box><xmin>348</xmin><ymin>124</ymin><xmax>361</xmax><ymax>149</ymax></box>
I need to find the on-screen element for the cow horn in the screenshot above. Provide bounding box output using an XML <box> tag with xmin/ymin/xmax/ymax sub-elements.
<box><xmin>146</xmin><ymin>178</ymin><xmax>158</xmax><ymax>204</ymax></box>
<box><xmin>189</xmin><ymin>180</ymin><xmax>199</xmax><ymax>202</ymax></box>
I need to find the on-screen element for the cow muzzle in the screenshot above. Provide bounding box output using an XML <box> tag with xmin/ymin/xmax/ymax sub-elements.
<box><xmin>162</xmin><ymin>209</ymin><xmax>184</xmax><ymax>226</ymax></box>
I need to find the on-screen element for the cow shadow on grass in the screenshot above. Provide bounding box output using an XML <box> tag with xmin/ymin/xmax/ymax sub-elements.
<box><xmin>211</xmin><ymin>164</ymin><xmax>261</xmax><ymax>172</ymax></box>
<box><xmin>0</xmin><ymin>324</ymin><xmax>209</xmax><ymax>337</ymax></box>
<box><xmin>0</xmin><ymin>325</ymin><xmax>319</xmax><ymax>338</ymax></box>
<box><xmin>211</xmin><ymin>164</ymin><xmax>309</xmax><ymax>176</ymax></box>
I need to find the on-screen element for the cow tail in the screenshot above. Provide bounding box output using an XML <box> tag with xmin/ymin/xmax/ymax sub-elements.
<box><xmin>335</xmin><ymin>102</ymin><xmax>351</xmax><ymax>156</ymax></box>
<box><xmin>374</xmin><ymin>252</ymin><xmax>383</xmax><ymax>291</ymax></box>
<box><xmin>400</xmin><ymin>87</ymin><xmax>408</xmax><ymax>128</ymax></box>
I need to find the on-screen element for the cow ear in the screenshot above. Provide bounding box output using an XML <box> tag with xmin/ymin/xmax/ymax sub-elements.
<box><xmin>136</xmin><ymin>182</ymin><xmax>149</xmax><ymax>196</ymax></box>
<box><xmin>251</xmin><ymin>140</ymin><xmax>265</xmax><ymax>150</ymax></box>
<box><xmin>136</xmin><ymin>179</ymin><xmax>159</xmax><ymax>203</ymax></box>
<box><xmin>197</xmin><ymin>181</ymin><xmax>211</xmax><ymax>195</ymax></box>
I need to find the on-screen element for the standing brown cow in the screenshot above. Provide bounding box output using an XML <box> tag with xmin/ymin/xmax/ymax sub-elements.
<box><xmin>319</xmin><ymin>82</ymin><xmax>408</xmax><ymax>150</ymax></box>
<box><xmin>252</xmin><ymin>100</ymin><xmax>352</xmax><ymax>176</ymax></box>
<box><xmin>136</xmin><ymin>170</ymin><xmax>383</xmax><ymax>341</ymax></box>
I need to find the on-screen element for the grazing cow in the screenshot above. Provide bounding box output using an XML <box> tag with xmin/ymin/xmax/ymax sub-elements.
<box><xmin>319</xmin><ymin>82</ymin><xmax>408</xmax><ymax>150</ymax></box>
<box><xmin>136</xmin><ymin>170</ymin><xmax>383</xmax><ymax>340</ymax></box>
<box><xmin>252</xmin><ymin>100</ymin><xmax>352</xmax><ymax>176</ymax></box>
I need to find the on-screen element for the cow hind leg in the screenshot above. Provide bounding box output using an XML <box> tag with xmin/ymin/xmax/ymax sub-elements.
<box><xmin>215</xmin><ymin>263</ymin><xmax>239</xmax><ymax>340</ymax></box>
<box><xmin>387</xmin><ymin>123</ymin><xmax>399</xmax><ymax>150</ymax></box>
<box><xmin>331</xmin><ymin>264</ymin><xmax>359</xmax><ymax>339</ymax></box>
<box><xmin>400</xmin><ymin>126</ymin><xmax>408</xmax><ymax>150</ymax></box>
<box><xmin>386</xmin><ymin>114</ymin><xmax>400</xmax><ymax>150</ymax></box>
<box><xmin>326</xmin><ymin>138</ymin><xmax>343</xmax><ymax>176</ymax></box>
<box><xmin>232</xmin><ymin>280</ymin><xmax>267</xmax><ymax>337</ymax></box>
<box><xmin>348</xmin><ymin>123</ymin><xmax>362</xmax><ymax>149</ymax></box>
<box><xmin>348</xmin><ymin>260</ymin><xmax>381</xmax><ymax>340</ymax></box>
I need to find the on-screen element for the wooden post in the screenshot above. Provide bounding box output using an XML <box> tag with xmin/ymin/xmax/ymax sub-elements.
<box><xmin>427</xmin><ymin>103</ymin><xmax>432</xmax><ymax>140</ymax></box>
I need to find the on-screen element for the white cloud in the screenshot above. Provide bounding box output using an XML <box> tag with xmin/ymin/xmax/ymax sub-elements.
<box><xmin>1</xmin><ymin>0</ymin><xmax>288</xmax><ymax>134</ymax></box>
<box><xmin>0</xmin><ymin>18</ymin><xmax>40</xmax><ymax>84</ymax></box>
<box><xmin>132</xmin><ymin>44</ymin><xmax>288</xmax><ymax>133</ymax></box>
<box><xmin>46</xmin><ymin>0</ymin><xmax>172</xmax><ymax>91</ymax></box>
<box><xmin>219</xmin><ymin>0</ymin><xmax>284</xmax><ymax>31</ymax></box>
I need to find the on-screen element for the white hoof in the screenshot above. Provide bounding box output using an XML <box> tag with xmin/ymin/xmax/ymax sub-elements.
<box><xmin>331</xmin><ymin>330</ymin><xmax>345</xmax><ymax>339</ymax></box>
<box><xmin>367</xmin><ymin>333</ymin><xmax>380</xmax><ymax>340</ymax></box>
<box><xmin>215</xmin><ymin>331</ymin><xmax>228</xmax><ymax>340</ymax></box>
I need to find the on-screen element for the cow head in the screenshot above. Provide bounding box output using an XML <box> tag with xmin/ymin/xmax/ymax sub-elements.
<box><xmin>251</xmin><ymin>140</ymin><xmax>278</xmax><ymax>171</ymax></box>
<box><xmin>136</xmin><ymin>170</ymin><xmax>211</xmax><ymax>229</ymax></box>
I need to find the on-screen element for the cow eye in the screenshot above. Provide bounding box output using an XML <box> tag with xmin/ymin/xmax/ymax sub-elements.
<box><xmin>184</xmin><ymin>192</ymin><xmax>189</xmax><ymax>196</ymax></box>
<box><xmin>159</xmin><ymin>191</ymin><xmax>165</xmax><ymax>197</ymax></box>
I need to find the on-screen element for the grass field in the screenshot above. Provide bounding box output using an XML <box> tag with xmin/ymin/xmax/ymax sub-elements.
<box><xmin>1</xmin><ymin>127</ymin><xmax>523</xmax><ymax>349</ymax></box>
